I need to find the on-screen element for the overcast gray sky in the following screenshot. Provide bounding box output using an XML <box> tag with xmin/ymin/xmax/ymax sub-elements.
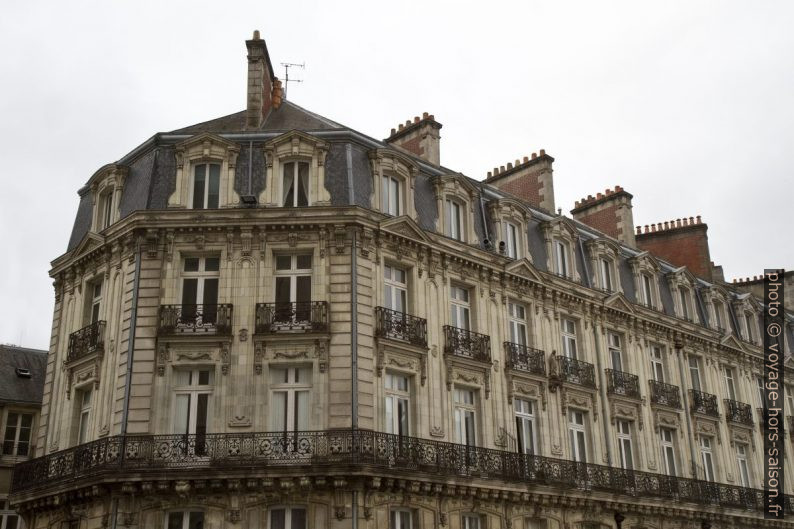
<box><xmin>1</xmin><ymin>0</ymin><xmax>792</xmax><ymax>349</ymax></box>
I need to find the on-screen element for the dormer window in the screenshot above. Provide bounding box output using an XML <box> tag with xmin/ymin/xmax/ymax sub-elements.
<box><xmin>744</xmin><ymin>312</ymin><xmax>756</xmax><ymax>343</ymax></box>
<box><xmin>641</xmin><ymin>273</ymin><xmax>655</xmax><ymax>307</ymax></box>
<box><xmin>86</xmin><ymin>164</ymin><xmax>127</xmax><ymax>232</ymax></box>
<box><xmin>585</xmin><ymin>238</ymin><xmax>622</xmax><ymax>293</ymax></box>
<box><xmin>445</xmin><ymin>198</ymin><xmax>464</xmax><ymax>241</ymax></box>
<box><xmin>554</xmin><ymin>239</ymin><xmax>570</xmax><ymax>277</ymax></box>
<box><xmin>679</xmin><ymin>287</ymin><xmax>692</xmax><ymax>321</ymax></box>
<box><xmin>99</xmin><ymin>191</ymin><xmax>114</xmax><ymax>230</ymax></box>
<box><xmin>713</xmin><ymin>300</ymin><xmax>725</xmax><ymax>331</ymax></box>
<box><xmin>282</xmin><ymin>161</ymin><xmax>309</xmax><ymax>207</ymax></box>
<box><xmin>381</xmin><ymin>174</ymin><xmax>402</xmax><ymax>216</ymax></box>
<box><xmin>600</xmin><ymin>258</ymin><xmax>613</xmax><ymax>291</ymax></box>
<box><xmin>191</xmin><ymin>163</ymin><xmax>220</xmax><ymax>209</ymax></box>
<box><xmin>504</xmin><ymin>222</ymin><xmax>519</xmax><ymax>258</ymax></box>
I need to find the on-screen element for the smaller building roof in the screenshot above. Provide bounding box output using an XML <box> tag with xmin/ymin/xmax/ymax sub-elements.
<box><xmin>0</xmin><ymin>344</ymin><xmax>47</xmax><ymax>406</ymax></box>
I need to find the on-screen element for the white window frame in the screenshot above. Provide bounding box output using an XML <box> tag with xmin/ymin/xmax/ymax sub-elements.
<box><xmin>641</xmin><ymin>273</ymin><xmax>655</xmax><ymax>307</ymax></box>
<box><xmin>172</xmin><ymin>368</ymin><xmax>214</xmax><ymax>436</ymax></box>
<box><xmin>508</xmin><ymin>301</ymin><xmax>528</xmax><ymax>346</ymax></box>
<box><xmin>700</xmin><ymin>436</ymin><xmax>715</xmax><ymax>481</ymax></box>
<box><xmin>453</xmin><ymin>388</ymin><xmax>477</xmax><ymax>446</ymax></box>
<box><xmin>450</xmin><ymin>285</ymin><xmax>471</xmax><ymax>330</ymax></box>
<box><xmin>561</xmin><ymin>318</ymin><xmax>577</xmax><ymax>359</ymax></box>
<box><xmin>0</xmin><ymin>499</ymin><xmax>20</xmax><ymax>529</ymax></box>
<box><xmin>515</xmin><ymin>398</ymin><xmax>537</xmax><ymax>455</ymax></box>
<box><xmin>268</xmin><ymin>506</ymin><xmax>307</xmax><ymax>529</ymax></box>
<box><xmin>76</xmin><ymin>386</ymin><xmax>93</xmax><ymax>445</ymax></box>
<box><xmin>2</xmin><ymin>411</ymin><xmax>33</xmax><ymax>457</ymax></box>
<box><xmin>281</xmin><ymin>160</ymin><xmax>310</xmax><ymax>207</ymax></box>
<box><xmin>688</xmin><ymin>356</ymin><xmax>702</xmax><ymax>392</ymax></box>
<box><xmin>724</xmin><ymin>366</ymin><xmax>737</xmax><ymax>401</ymax></box>
<box><xmin>757</xmin><ymin>377</ymin><xmax>766</xmax><ymax>408</ymax></box>
<box><xmin>600</xmin><ymin>258</ymin><xmax>613</xmax><ymax>292</ymax></box>
<box><xmin>382</xmin><ymin>174</ymin><xmax>402</xmax><ymax>216</ymax></box>
<box><xmin>607</xmin><ymin>332</ymin><xmax>622</xmax><ymax>371</ymax></box>
<box><xmin>100</xmin><ymin>190</ymin><xmax>114</xmax><ymax>230</ymax></box>
<box><xmin>568</xmin><ymin>410</ymin><xmax>588</xmax><ymax>463</ymax></box>
<box><xmin>660</xmin><ymin>427</ymin><xmax>677</xmax><ymax>476</ymax></box>
<box><xmin>462</xmin><ymin>514</ymin><xmax>482</xmax><ymax>529</ymax></box>
<box><xmin>616</xmin><ymin>420</ymin><xmax>634</xmax><ymax>470</ymax></box>
<box><xmin>679</xmin><ymin>287</ymin><xmax>691</xmax><ymax>320</ymax></box>
<box><xmin>86</xmin><ymin>278</ymin><xmax>103</xmax><ymax>325</ymax></box>
<box><xmin>390</xmin><ymin>509</ymin><xmax>413</xmax><ymax>529</ymax></box>
<box><xmin>504</xmin><ymin>221</ymin><xmax>519</xmax><ymax>259</ymax></box>
<box><xmin>650</xmin><ymin>345</ymin><xmax>665</xmax><ymax>383</ymax></box>
<box><xmin>384</xmin><ymin>264</ymin><xmax>408</xmax><ymax>313</ymax></box>
<box><xmin>180</xmin><ymin>256</ymin><xmax>221</xmax><ymax>321</ymax></box>
<box><xmin>445</xmin><ymin>198</ymin><xmax>464</xmax><ymax>241</ymax></box>
<box><xmin>270</xmin><ymin>366</ymin><xmax>312</xmax><ymax>432</ymax></box>
<box><xmin>713</xmin><ymin>300</ymin><xmax>725</xmax><ymax>330</ymax></box>
<box><xmin>744</xmin><ymin>312</ymin><xmax>756</xmax><ymax>342</ymax></box>
<box><xmin>274</xmin><ymin>254</ymin><xmax>313</xmax><ymax>309</ymax></box>
<box><xmin>736</xmin><ymin>444</ymin><xmax>751</xmax><ymax>487</ymax></box>
<box><xmin>385</xmin><ymin>372</ymin><xmax>411</xmax><ymax>436</ymax></box>
<box><xmin>166</xmin><ymin>511</ymin><xmax>204</xmax><ymax>529</ymax></box>
<box><xmin>189</xmin><ymin>163</ymin><xmax>221</xmax><ymax>209</ymax></box>
<box><xmin>554</xmin><ymin>239</ymin><xmax>570</xmax><ymax>277</ymax></box>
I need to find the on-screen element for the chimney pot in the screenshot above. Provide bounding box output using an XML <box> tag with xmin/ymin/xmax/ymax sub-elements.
<box><xmin>253</xmin><ymin>30</ymin><xmax>261</xmax><ymax>39</ymax></box>
<box><xmin>422</xmin><ymin>112</ymin><xmax>429</xmax><ymax>119</ymax></box>
<box><xmin>414</xmin><ymin>116</ymin><xmax>420</xmax><ymax>123</ymax></box>
<box><xmin>487</xmin><ymin>171</ymin><xmax>492</xmax><ymax>178</ymax></box>
<box><xmin>539</xmin><ymin>149</ymin><xmax>546</xmax><ymax>156</ymax></box>
<box><xmin>696</xmin><ymin>215</ymin><xmax>702</xmax><ymax>224</ymax></box>
<box><xmin>405</xmin><ymin>120</ymin><xmax>411</xmax><ymax>126</ymax></box>
<box><xmin>523</xmin><ymin>156</ymin><xmax>529</xmax><ymax>163</ymax></box>
<box><xmin>515</xmin><ymin>159</ymin><xmax>520</xmax><ymax>166</ymax></box>
<box><xmin>597</xmin><ymin>192</ymin><xmax>603</xmax><ymax>199</ymax></box>
<box><xmin>507</xmin><ymin>163</ymin><xmax>513</xmax><ymax>170</ymax></box>
<box><xmin>391</xmin><ymin>128</ymin><xmax>396</xmax><ymax>135</ymax></box>
<box><xmin>500</xmin><ymin>165</ymin><xmax>505</xmax><ymax>173</ymax></box>
<box><xmin>531</xmin><ymin>152</ymin><xmax>537</xmax><ymax>159</ymax></box>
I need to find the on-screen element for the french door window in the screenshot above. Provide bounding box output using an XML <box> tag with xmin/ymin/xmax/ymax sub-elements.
<box><xmin>642</xmin><ymin>273</ymin><xmax>655</xmax><ymax>306</ymax></box>
<box><xmin>504</xmin><ymin>222</ymin><xmax>519</xmax><ymax>258</ymax></box>
<box><xmin>554</xmin><ymin>240</ymin><xmax>569</xmax><ymax>277</ymax></box>
<box><xmin>450</xmin><ymin>286</ymin><xmax>471</xmax><ymax>330</ymax></box>
<box><xmin>736</xmin><ymin>444</ymin><xmax>750</xmax><ymax>487</ymax></box>
<box><xmin>101</xmin><ymin>191</ymin><xmax>113</xmax><ymax>230</ymax></box>
<box><xmin>514</xmin><ymin>398</ymin><xmax>536</xmax><ymax>455</ymax></box>
<box><xmin>744</xmin><ymin>312</ymin><xmax>755</xmax><ymax>342</ymax></box>
<box><xmin>269</xmin><ymin>507</ymin><xmax>307</xmax><ymax>529</ymax></box>
<box><xmin>77</xmin><ymin>387</ymin><xmax>92</xmax><ymax>445</ymax></box>
<box><xmin>86</xmin><ymin>280</ymin><xmax>102</xmax><ymax>325</ymax></box>
<box><xmin>0</xmin><ymin>499</ymin><xmax>20</xmax><ymax>529</ymax></box>
<box><xmin>713</xmin><ymin>301</ymin><xmax>724</xmax><ymax>329</ymax></box>
<box><xmin>616</xmin><ymin>420</ymin><xmax>634</xmax><ymax>470</ymax></box>
<box><xmin>384</xmin><ymin>265</ymin><xmax>407</xmax><ymax>313</ymax></box>
<box><xmin>385</xmin><ymin>372</ymin><xmax>410</xmax><ymax>436</ymax></box>
<box><xmin>173</xmin><ymin>369</ymin><xmax>213</xmax><ymax>455</ymax></box>
<box><xmin>561</xmin><ymin>318</ymin><xmax>577</xmax><ymax>359</ymax></box>
<box><xmin>688</xmin><ymin>356</ymin><xmax>702</xmax><ymax>392</ymax></box>
<box><xmin>270</xmin><ymin>366</ymin><xmax>312</xmax><ymax>432</ymax></box>
<box><xmin>600</xmin><ymin>258</ymin><xmax>613</xmax><ymax>291</ymax></box>
<box><xmin>2</xmin><ymin>412</ymin><xmax>32</xmax><ymax>456</ymax></box>
<box><xmin>382</xmin><ymin>175</ymin><xmax>401</xmax><ymax>216</ymax></box>
<box><xmin>454</xmin><ymin>388</ymin><xmax>477</xmax><ymax>446</ymax></box>
<box><xmin>660</xmin><ymin>428</ymin><xmax>677</xmax><ymax>476</ymax></box>
<box><xmin>275</xmin><ymin>254</ymin><xmax>312</xmax><ymax>322</ymax></box>
<box><xmin>282</xmin><ymin>161</ymin><xmax>309</xmax><ymax>207</ymax></box>
<box><xmin>679</xmin><ymin>287</ymin><xmax>690</xmax><ymax>320</ymax></box>
<box><xmin>390</xmin><ymin>510</ymin><xmax>412</xmax><ymax>529</ymax></box>
<box><xmin>181</xmin><ymin>256</ymin><xmax>220</xmax><ymax>324</ymax></box>
<box><xmin>650</xmin><ymin>345</ymin><xmax>665</xmax><ymax>382</ymax></box>
<box><xmin>462</xmin><ymin>514</ymin><xmax>481</xmax><ymax>529</ymax></box>
<box><xmin>700</xmin><ymin>436</ymin><xmax>715</xmax><ymax>481</ymax></box>
<box><xmin>445</xmin><ymin>199</ymin><xmax>463</xmax><ymax>241</ymax></box>
<box><xmin>568</xmin><ymin>410</ymin><xmax>587</xmax><ymax>463</ymax></box>
<box><xmin>191</xmin><ymin>163</ymin><xmax>220</xmax><ymax>209</ymax></box>
<box><xmin>724</xmin><ymin>367</ymin><xmax>736</xmax><ymax>400</ymax></box>
<box><xmin>508</xmin><ymin>302</ymin><xmax>528</xmax><ymax>346</ymax></box>
<box><xmin>167</xmin><ymin>511</ymin><xmax>204</xmax><ymax>529</ymax></box>
<box><xmin>608</xmin><ymin>332</ymin><xmax>622</xmax><ymax>371</ymax></box>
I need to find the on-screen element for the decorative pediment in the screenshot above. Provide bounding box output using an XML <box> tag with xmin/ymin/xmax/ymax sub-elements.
<box><xmin>175</xmin><ymin>132</ymin><xmax>241</xmax><ymax>167</ymax></box>
<box><xmin>604</xmin><ymin>292</ymin><xmax>635</xmax><ymax>315</ymax></box>
<box><xmin>85</xmin><ymin>163</ymin><xmax>129</xmax><ymax>192</ymax></box>
<box><xmin>653</xmin><ymin>409</ymin><xmax>681</xmax><ymax>433</ymax></box>
<box><xmin>505</xmin><ymin>258</ymin><xmax>543</xmax><ymax>283</ymax></box>
<box><xmin>432</xmin><ymin>172</ymin><xmax>480</xmax><ymax>199</ymax></box>
<box><xmin>540</xmin><ymin>216</ymin><xmax>579</xmax><ymax>242</ymax></box>
<box><xmin>263</xmin><ymin>129</ymin><xmax>329</xmax><ymax>159</ymax></box>
<box><xmin>380</xmin><ymin>216</ymin><xmax>432</xmax><ymax>244</ymax></box>
<box><xmin>628</xmin><ymin>251</ymin><xmax>661</xmax><ymax>273</ymax></box>
<box><xmin>584</xmin><ymin>236</ymin><xmax>621</xmax><ymax>256</ymax></box>
<box><xmin>71</xmin><ymin>232</ymin><xmax>106</xmax><ymax>261</ymax></box>
<box><xmin>666</xmin><ymin>265</ymin><xmax>697</xmax><ymax>285</ymax></box>
<box><xmin>368</xmin><ymin>148</ymin><xmax>419</xmax><ymax>177</ymax></box>
<box><xmin>694</xmin><ymin>418</ymin><xmax>722</xmax><ymax>444</ymax></box>
<box><xmin>720</xmin><ymin>333</ymin><xmax>745</xmax><ymax>351</ymax></box>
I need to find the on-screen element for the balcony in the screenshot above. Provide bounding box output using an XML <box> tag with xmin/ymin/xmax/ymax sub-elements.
<box><xmin>605</xmin><ymin>369</ymin><xmax>640</xmax><ymax>400</ymax></box>
<box><xmin>254</xmin><ymin>302</ymin><xmax>328</xmax><ymax>334</ymax></box>
<box><xmin>375</xmin><ymin>307</ymin><xmax>427</xmax><ymax>347</ymax></box>
<box><xmin>67</xmin><ymin>320</ymin><xmax>106</xmax><ymax>363</ymax></box>
<box><xmin>10</xmin><ymin>429</ymin><xmax>785</xmax><ymax>514</ymax></box>
<box><xmin>504</xmin><ymin>343</ymin><xmax>545</xmax><ymax>376</ymax></box>
<box><xmin>158</xmin><ymin>304</ymin><xmax>232</xmax><ymax>335</ymax></box>
<box><xmin>724</xmin><ymin>400</ymin><xmax>753</xmax><ymax>426</ymax></box>
<box><xmin>649</xmin><ymin>380</ymin><xmax>682</xmax><ymax>409</ymax></box>
<box><xmin>442</xmin><ymin>326</ymin><xmax>491</xmax><ymax>363</ymax></box>
<box><xmin>556</xmin><ymin>356</ymin><xmax>596</xmax><ymax>388</ymax></box>
<box><xmin>689</xmin><ymin>390</ymin><xmax>720</xmax><ymax>418</ymax></box>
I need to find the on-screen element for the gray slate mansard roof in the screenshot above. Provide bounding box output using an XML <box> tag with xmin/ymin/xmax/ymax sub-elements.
<box><xmin>65</xmin><ymin>99</ymin><xmax>794</xmax><ymax>327</ymax></box>
<box><xmin>0</xmin><ymin>344</ymin><xmax>47</xmax><ymax>406</ymax></box>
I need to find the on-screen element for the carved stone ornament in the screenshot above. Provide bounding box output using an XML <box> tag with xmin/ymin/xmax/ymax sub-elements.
<box><xmin>274</xmin><ymin>350</ymin><xmax>308</xmax><ymax>360</ymax></box>
<box><xmin>229</xmin><ymin>415</ymin><xmax>251</xmax><ymax>428</ymax></box>
<box><xmin>176</xmin><ymin>350</ymin><xmax>213</xmax><ymax>361</ymax></box>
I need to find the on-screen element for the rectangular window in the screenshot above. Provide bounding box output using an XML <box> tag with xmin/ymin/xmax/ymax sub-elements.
<box><xmin>275</xmin><ymin>254</ymin><xmax>313</xmax><ymax>323</ymax></box>
<box><xmin>77</xmin><ymin>387</ymin><xmax>92</xmax><ymax>444</ymax></box>
<box><xmin>181</xmin><ymin>256</ymin><xmax>220</xmax><ymax>324</ymax></box>
<box><xmin>736</xmin><ymin>444</ymin><xmax>750</xmax><ymax>487</ymax></box>
<box><xmin>504</xmin><ymin>222</ymin><xmax>519</xmax><ymax>258</ymax></box>
<box><xmin>173</xmin><ymin>369</ymin><xmax>213</xmax><ymax>450</ymax></box>
<box><xmin>757</xmin><ymin>377</ymin><xmax>766</xmax><ymax>408</ymax></box>
<box><xmin>462</xmin><ymin>514</ymin><xmax>481</xmax><ymax>529</ymax></box>
<box><xmin>83</xmin><ymin>279</ymin><xmax>103</xmax><ymax>325</ymax></box>
<box><xmin>2</xmin><ymin>412</ymin><xmax>33</xmax><ymax>456</ymax></box>
<box><xmin>508</xmin><ymin>302</ymin><xmax>528</xmax><ymax>346</ymax></box>
<box><xmin>568</xmin><ymin>410</ymin><xmax>587</xmax><ymax>462</ymax></box>
<box><xmin>450</xmin><ymin>285</ymin><xmax>471</xmax><ymax>330</ymax></box>
<box><xmin>515</xmin><ymin>398</ymin><xmax>536</xmax><ymax>455</ymax></box>
<box><xmin>600</xmin><ymin>258</ymin><xmax>613</xmax><ymax>291</ymax></box>
<box><xmin>384</xmin><ymin>265</ymin><xmax>407</xmax><ymax>313</ymax></box>
<box><xmin>616</xmin><ymin>420</ymin><xmax>634</xmax><ymax>470</ymax></box>
<box><xmin>167</xmin><ymin>511</ymin><xmax>204</xmax><ymax>529</ymax></box>
<box><xmin>0</xmin><ymin>499</ymin><xmax>20</xmax><ymax>529</ymax></box>
<box><xmin>724</xmin><ymin>366</ymin><xmax>736</xmax><ymax>401</ymax></box>
<box><xmin>700</xmin><ymin>436</ymin><xmax>715</xmax><ymax>481</ymax></box>
<box><xmin>282</xmin><ymin>161</ymin><xmax>309</xmax><ymax>207</ymax></box>
<box><xmin>554</xmin><ymin>240</ymin><xmax>569</xmax><ymax>277</ymax></box>
<box><xmin>390</xmin><ymin>510</ymin><xmax>412</xmax><ymax>529</ymax></box>
<box><xmin>642</xmin><ymin>273</ymin><xmax>655</xmax><ymax>307</ymax></box>
<box><xmin>561</xmin><ymin>318</ymin><xmax>577</xmax><ymax>359</ymax></box>
<box><xmin>660</xmin><ymin>428</ymin><xmax>677</xmax><ymax>476</ymax></box>
<box><xmin>101</xmin><ymin>192</ymin><xmax>114</xmax><ymax>230</ymax></box>
<box><xmin>688</xmin><ymin>356</ymin><xmax>702</xmax><ymax>392</ymax></box>
<box><xmin>192</xmin><ymin>163</ymin><xmax>220</xmax><ymax>209</ymax></box>
<box><xmin>270</xmin><ymin>367</ymin><xmax>312</xmax><ymax>432</ymax></box>
<box><xmin>607</xmin><ymin>332</ymin><xmax>622</xmax><ymax>371</ymax></box>
<box><xmin>650</xmin><ymin>345</ymin><xmax>665</xmax><ymax>383</ymax></box>
<box><xmin>713</xmin><ymin>301</ymin><xmax>724</xmax><ymax>330</ymax></box>
<box><xmin>445</xmin><ymin>199</ymin><xmax>463</xmax><ymax>241</ymax></box>
<box><xmin>744</xmin><ymin>312</ymin><xmax>755</xmax><ymax>342</ymax></box>
<box><xmin>269</xmin><ymin>507</ymin><xmax>307</xmax><ymax>529</ymax></box>
<box><xmin>454</xmin><ymin>388</ymin><xmax>477</xmax><ymax>446</ymax></box>
<box><xmin>385</xmin><ymin>373</ymin><xmax>410</xmax><ymax>436</ymax></box>
<box><xmin>382</xmin><ymin>175</ymin><xmax>401</xmax><ymax>216</ymax></box>
<box><xmin>787</xmin><ymin>386</ymin><xmax>794</xmax><ymax>413</ymax></box>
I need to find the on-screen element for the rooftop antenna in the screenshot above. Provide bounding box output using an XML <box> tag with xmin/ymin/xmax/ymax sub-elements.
<box><xmin>280</xmin><ymin>62</ymin><xmax>305</xmax><ymax>99</ymax></box>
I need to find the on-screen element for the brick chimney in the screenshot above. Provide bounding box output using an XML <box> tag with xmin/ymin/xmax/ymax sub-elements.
<box><xmin>570</xmin><ymin>186</ymin><xmax>635</xmax><ymax>246</ymax></box>
<box><xmin>635</xmin><ymin>216</ymin><xmax>713</xmax><ymax>281</ymax></box>
<box><xmin>385</xmin><ymin>113</ymin><xmax>442</xmax><ymax>165</ymax></box>
<box><xmin>484</xmin><ymin>151</ymin><xmax>555</xmax><ymax>213</ymax></box>
<box><xmin>245</xmin><ymin>30</ymin><xmax>278</xmax><ymax>130</ymax></box>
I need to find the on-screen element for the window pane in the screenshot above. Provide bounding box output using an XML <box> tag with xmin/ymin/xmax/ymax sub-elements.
<box><xmin>291</xmin><ymin>508</ymin><xmax>307</xmax><ymax>529</ymax></box>
<box><xmin>188</xmin><ymin>512</ymin><xmax>204</xmax><ymax>529</ymax></box>
<box><xmin>193</xmin><ymin>165</ymin><xmax>206</xmax><ymax>209</ymax></box>
<box><xmin>184</xmin><ymin>258</ymin><xmax>200</xmax><ymax>272</ymax></box>
<box><xmin>205</xmin><ymin>257</ymin><xmax>220</xmax><ymax>272</ymax></box>
<box><xmin>272</xmin><ymin>392</ymin><xmax>287</xmax><ymax>431</ymax></box>
<box><xmin>296</xmin><ymin>254</ymin><xmax>312</xmax><ymax>269</ymax></box>
<box><xmin>283</xmin><ymin>163</ymin><xmax>295</xmax><ymax>206</ymax></box>
<box><xmin>296</xmin><ymin>391</ymin><xmax>310</xmax><ymax>431</ymax></box>
<box><xmin>167</xmin><ymin>512</ymin><xmax>184</xmax><ymax>529</ymax></box>
<box><xmin>207</xmin><ymin>165</ymin><xmax>220</xmax><ymax>209</ymax></box>
<box><xmin>297</xmin><ymin>162</ymin><xmax>309</xmax><ymax>206</ymax></box>
<box><xmin>270</xmin><ymin>508</ymin><xmax>286</xmax><ymax>529</ymax></box>
<box><xmin>296</xmin><ymin>276</ymin><xmax>312</xmax><ymax>305</ymax></box>
<box><xmin>181</xmin><ymin>278</ymin><xmax>198</xmax><ymax>308</ymax></box>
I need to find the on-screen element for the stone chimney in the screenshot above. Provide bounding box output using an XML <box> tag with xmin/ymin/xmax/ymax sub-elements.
<box><xmin>570</xmin><ymin>186</ymin><xmax>635</xmax><ymax>246</ymax></box>
<box><xmin>245</xmin><ymin>30</ymin><xmax>278</xmax><ymax>130</ymax></box>
<box><xmin>385</xmin><ymin>113</ymin><xmax>442</xmax><ymax>165</ymax></box>
<box><xmin>484</xmin><ymin>151</ymin><xmax>555</xmax><ymax>213</ymax></box>
<box><xmin>635</xmin><ymin>216</ymin><xmax>713</xmax><ymax>281</ymax></box>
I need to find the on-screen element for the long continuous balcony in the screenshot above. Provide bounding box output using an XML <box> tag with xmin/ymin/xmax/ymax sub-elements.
<box><xmin>158</xmin><ymin>304</ymin><xmax>233</xmax><ymax>335</ymax></box>
<box><xmin>690</xmin><ymin>390</ymin><xmax>720</xmax><ymax>418</ymax></box>
<box><xmin>10</xmin><ymin>429</ymin><xmax>789</xmax><ymax>514</ymax></box>
<box><xmin>254</xmin><ymin>302</ymin><xmax>328</xmax><ymax>333</ymax></box>
<box><xmin>556</xmin><ymin>356</ymin><xmax>596</xmax><ymax>388</ymax></box>
<box><xmin>504</xmin><ymin>343</ymin><xmax>545</xmax><ymax>376</ymax></box>
<box><xmin>375</xmin><ymin>307</ymin><xmax>427</xmax><ymax>347</ymax></box>
<box><xmin>724</xmin><ymin>400</ymin><xmax>753</xmax><ymax>426</ymax></box>
<box><xmin>605</xmin><ymin>369</ymin><xmax>640</xmax><ymax>399</ymax></box>
<box><xmin>67</xmin><ymin>320</ymin><xmax>106</xmax><ymax>363</ymax></box>
<box><xmin>649</xmin><ymin>380</ymin><xmax>682</xmax><ymax>409</ymax></box>
<box><xmin>443</xmin><ymin>326</ymin><xmax>491</xmax><ymax>362</ymax></box>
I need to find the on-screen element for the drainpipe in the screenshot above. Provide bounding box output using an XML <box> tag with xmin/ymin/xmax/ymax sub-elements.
<box><xmin>675</xmin><ymin>339</ymin><xmax>699</xmax><ymax>479</ymax></box>
<box><xmin>350</xmin><ymin>231</ymin><xmax>358</xmax><ymax>529</ymax></box>
<box><xmin>112</xmin><ymin>240</ymin><xmax>142</xmax><ymax>529</ymax></box>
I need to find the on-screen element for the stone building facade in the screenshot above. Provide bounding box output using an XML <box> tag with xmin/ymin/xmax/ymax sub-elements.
<box><xmin>9</xmin><ymin>32</ymin><xmax>794</xmax><ymax>529</ymax></box>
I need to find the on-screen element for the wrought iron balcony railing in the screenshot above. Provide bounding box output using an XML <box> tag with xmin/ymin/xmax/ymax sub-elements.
<box><xmin>10</xmin><ymin>429</ymin><xmax>788</xmax><ymax>514</ymax></box>
<box><xmin>605</xmin><ymin>369</ymin><xmax>640</xmax><ymax>399</ymax></box>
<box><xmin>255</xmin><ymin>302</ymin><xmax>328</xmax><ymax>333</ymax></box>
<box><xmin>690</xmin><ymin>390</ymin><xmax>720</xmax><ymax>418</ymax></box>
<box><xmin>556</xmin><ymin>356</ymin><xmax>596</xmax><ymax>388</ymax></box>
<box><xmin>375</xmin><ymin>307</ymin><xmax>427</xmax><ymax>347</ymax></box>
<box><xmin>724</xmin><ymin>400</ymin><xmax>753</xmax><ymax>426</ymax></box>
<box><xmin>67</xmin><ymin>321</ymin><xmax>106</xmax><ymax>363</ymax></box>
<box><xmin>443</xmin><ymin>326</ymin><xmax>491</xmax><ymax>363</ymax></box>
<box><xmin>649</xmin><ymin>380</ymin><xmax>682</xmax><ymax>409</ymax></box>
<box><xmin>158</xmin><ymin>304</ymin><xmax>232</xmax><ymax>335</ymax></box>
<box><xmin>504</xmin><ymin>343</ymin><xmax>545</xmax><ymax>376</ymax></box>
